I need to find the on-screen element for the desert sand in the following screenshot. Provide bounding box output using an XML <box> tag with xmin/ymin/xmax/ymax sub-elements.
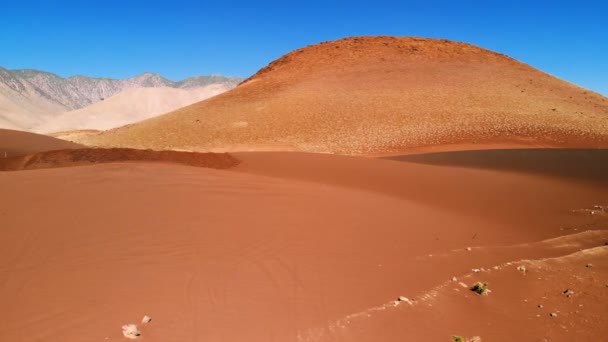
<box><xmin>0</xmin><ymin>87</ymin><xmax>66</xmax><ymax>131</ymax></box>
<box><xmin>0</xmin><ymin>128</ymin><xmax>82</xmax><ymax>157</ymax></box>
<box><xmin>34</xmin><ymin>85</ymin><xmax>233</xmax><ymax>133</ymax></box>
<box><xmin>77</xmin><ymin>36</ymin><xmax>608</xmax><ymax>154</ymax></box>
<box><xmin>1</xmin><ymin>141</ymin><xmax>607</xmax><ymax>341</ymax></box>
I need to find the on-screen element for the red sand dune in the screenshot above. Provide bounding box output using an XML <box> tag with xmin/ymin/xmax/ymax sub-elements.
<box><xmin>1</xmin><ymin>149</ymin><xmax>607</xmax><ymax>341</ymax></box>
<box><xmin>0</xmin><ymin>128</ymin><xmax>82</xmax><ymax>157</ymax></box>
<box><xmin>78</xmin><ymin>36</ymin><xmax>608</xmax><ymax>154</ymax></box>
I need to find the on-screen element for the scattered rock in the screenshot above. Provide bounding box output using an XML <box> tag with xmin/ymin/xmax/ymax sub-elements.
<box><xmin>550</xmin><ymin>312</ymin><xmax>558</xmax><ymax>317</ymax></box>
<box><xmin>471</xmin><ymin>282</ymin><xmax>489</xmax><ymax>295</ymax></box>
<box><xmin>452</xmin><ymin>335</ymin><xmax>482</xmax><ymax>342</ymax></box>
<box><xmin>563</xmin><ymin>288</ymin><xmax>575</xmax><ymax>297</ymax></box>
<box><xmin>122</xmin><ymin>324</ymin><xmax>141</xmax><ymax>339</ymax></box>
<box><xmin>141</xmin><ymin>315</ymin><xmax>152</xmax><ymax>324</ymax></box>
<box><xmin>397</xmin><ymin>296</ymin><xmax>413</xmax><ymax>304</ymax></box>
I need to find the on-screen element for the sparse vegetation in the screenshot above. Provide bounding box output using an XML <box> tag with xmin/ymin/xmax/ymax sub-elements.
<box><xmin>471</xmin><ymin>282</ymin><xmax>489</xmax><ymax>295</ymax></box>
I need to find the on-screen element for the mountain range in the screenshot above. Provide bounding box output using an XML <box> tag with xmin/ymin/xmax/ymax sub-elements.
<box><xmin>0</xmin><ymin>67</ymin><xmax>242</xmax><ymax>131</ymax></box>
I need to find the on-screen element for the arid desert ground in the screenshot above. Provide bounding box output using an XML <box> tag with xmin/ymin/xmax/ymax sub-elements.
<box><xmin>1</xmin><ymin>36</ymin><xmax>607</xmax><ymax>342</ymax></box>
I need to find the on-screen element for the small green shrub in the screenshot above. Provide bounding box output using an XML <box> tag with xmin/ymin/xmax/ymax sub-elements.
<box><xmin>471</xmin><ymin>282</ymin><xmax>489</xmax><ymax>295</ymax></box>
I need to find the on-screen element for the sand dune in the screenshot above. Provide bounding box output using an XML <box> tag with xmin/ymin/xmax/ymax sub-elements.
<box><xmin>35</xmin><ymin>85</ymin><xmax>233</xmax><ymax>133</ymax></box>
<box><xmin>79</xmin><ymin>36</ymin><xmax>608</xmax><ymax>154</ymax></box>
<box><xmin>0</xmin><ymin>128</ymin><xmax>82</xmax><ymax>157</ymax></box>
<box><xmin>0</xmin><ymin>85</ymin><xmax>66</xmax><ymax>130</ymax></box>
<box><xmin>0</xmin><ymin>149</ymin><xmax>606</xmax><ymax>341</ymax></box>
<box><xmin>386</xmin><ymin>148</ymin><xmax>608</xmax><ymax>181</ymax></box>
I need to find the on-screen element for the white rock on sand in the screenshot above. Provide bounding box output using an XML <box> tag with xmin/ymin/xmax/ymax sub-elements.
<box><xmin>122</xmin><ymin>324</ymin><xmax>141</xmax><ymax>339</ymax></box>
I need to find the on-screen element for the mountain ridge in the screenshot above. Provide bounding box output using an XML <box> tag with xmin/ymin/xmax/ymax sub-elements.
<box><xmin>0</xmin><ymin>67</ymin><xmax>242</xmax><ymax>130</ymax></box>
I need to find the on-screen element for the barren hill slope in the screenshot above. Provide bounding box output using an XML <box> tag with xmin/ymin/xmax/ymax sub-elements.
<box><xmin>81</xmin><ymin>36</ymin><xmax>608</xmax><ymax>154</ymax></box>
<box><xmin>35</xmin><ymin>85</ymin><xmax>233</xmax><ymax>133</ymax></box>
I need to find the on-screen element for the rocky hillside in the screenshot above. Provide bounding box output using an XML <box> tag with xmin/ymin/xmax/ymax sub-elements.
<box><xmin>0</xmin><ymin>67</ymin><xmax>242</xmax><ymax>130</ymax></box>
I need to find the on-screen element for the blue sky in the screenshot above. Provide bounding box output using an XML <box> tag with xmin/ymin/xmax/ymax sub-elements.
<box><xmin>1</xmin><ymin>0</ymin><xmax>606</xmax><ymax>95</ymax></box>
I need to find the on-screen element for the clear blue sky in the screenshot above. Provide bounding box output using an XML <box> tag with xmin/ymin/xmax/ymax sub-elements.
<box><xmin>1</xmin><ymin>0</ymin><xmax>606</xmax><ymax>95</ymax></box>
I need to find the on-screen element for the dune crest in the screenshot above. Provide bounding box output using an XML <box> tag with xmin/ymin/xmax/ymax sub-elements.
<box><xmin>0</xmin><ymin>148</ymin><xmax>240</xmax><ymax>171</ymax></box>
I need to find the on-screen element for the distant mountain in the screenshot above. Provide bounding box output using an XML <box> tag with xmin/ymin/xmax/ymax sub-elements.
<box><xmin>0</xmin><ymin>67</ymin><xmax>242</xmax><ymax>130</ymax></box>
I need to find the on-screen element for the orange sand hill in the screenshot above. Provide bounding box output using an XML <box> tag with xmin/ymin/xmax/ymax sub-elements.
<box><xmin>1</xmin><ymin>149</ymin><xmax>607</xmax><ymax>341</ymax></box>
<box><xmin>79</xmin><ymin>36</ymin><xmax>608</xmax><ymax>154</ymax></box>
<box><xmin>0</xmin><ymin>128</ymin><xmax>82</xmax><ymax>157</ymax></box>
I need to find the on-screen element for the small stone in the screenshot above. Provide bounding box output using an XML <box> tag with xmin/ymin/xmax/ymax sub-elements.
<box><xmin>122</xmin><ymin>324</ymin><xmax>141</xmax><ymax>339</ymax></box>
<box><xmin>517</xmin><ymin>265</ymin><xmax>527</xmax><ymax>274</ymax></box>
<box><xmin>563</xmin><ymin>288</ymin><xmax>575</xmax><ymax>297</ymax></box>
<box><xmin>466</xmin><ymin>247</ymin><xmax>472</xmax><ymax>252</ymax></box>
<box><xmin>550</xmin><ymin>312</ymin><xmax>558</xmax><ymax>317</ymax></box>
<box><xmin>585</xmin><ymin>263</ymin><xmax>593</xmax><ymax>268</ymax></box>
<box><xmin>472</xmin><ymin>268</ymin><xmax>481</xmax><ymax>273</ymax></box>
<box><xmin>452</xmin><ymin>276</ymin><xmax>458</xmax><ymax>282</ymax></box>
<box><xmin>538</xmin><ymin>304</ymin><xmax>544</xmax><ymax>309</ymax></box>
<box><xmin>141</xmin><ymin>315</ymin><xmax>152</xmax><ymax>324</ymax></box>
